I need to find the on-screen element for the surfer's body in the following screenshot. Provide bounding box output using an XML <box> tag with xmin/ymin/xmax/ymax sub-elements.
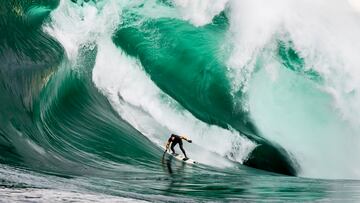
<box><xmin>165</xmin><ymin>134</ymin><xmax>192</xmax><ymax>160</ymax></box>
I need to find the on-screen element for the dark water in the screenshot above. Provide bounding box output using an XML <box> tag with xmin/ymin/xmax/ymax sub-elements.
<box><xmin>1</xmin><ymin>0</ymin><xmax>360</xmax><ymax>201</ymax></box>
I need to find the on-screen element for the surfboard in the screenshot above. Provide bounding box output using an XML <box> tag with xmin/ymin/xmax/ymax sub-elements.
<box><xmin>162</xmin><ymin>147</ymin><xmax>197</xmax><ymax>164</ymax></box>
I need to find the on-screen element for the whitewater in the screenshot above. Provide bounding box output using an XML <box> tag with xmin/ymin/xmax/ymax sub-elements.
<box><xmin>1</xmin><ymin>0</ymin><xmax>360</xmax><ymax>201</ymax></box>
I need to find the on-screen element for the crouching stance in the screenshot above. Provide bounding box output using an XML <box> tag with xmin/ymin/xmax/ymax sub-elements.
<box><xmin>165</xmin><ymin>134</ymin><xmax>192</xmax><ymax>160</ymax></box>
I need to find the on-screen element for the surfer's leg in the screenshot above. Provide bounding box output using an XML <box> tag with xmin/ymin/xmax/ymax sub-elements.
<box><xmin>170</xmin><ymin>142</ymin><xmax>177</xmax><ymax>154</ymax></box>
<box><xmin>179</xmin><ymin>142</ymin><xmax>187</xmax><ymax>158</ymax></box>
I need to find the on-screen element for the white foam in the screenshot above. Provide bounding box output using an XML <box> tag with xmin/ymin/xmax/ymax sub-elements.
<box><xmin>225</xmin><ymin>0</ymin><xmax>360</xmax><ymax>179</ymax></box>
<box><xmin>173</xmin><ymin>0</ymin><xmax>229</xmax><ymax>26</ymax></box>
<box><xmin>44</xmin><ymin>0</ymin><xmax>122</xmax><ymax>61</ymax></box>
<box><xmin>227</xmin><ymin>0</ymin><xmax>360</xmax><ymax>125</ymax></box>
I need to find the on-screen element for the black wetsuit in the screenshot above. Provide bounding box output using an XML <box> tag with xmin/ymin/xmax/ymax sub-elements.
<box><xmin>168</xmin><ymin>134</ymin><xmax>187</xmax><ymax>158</ymax></box>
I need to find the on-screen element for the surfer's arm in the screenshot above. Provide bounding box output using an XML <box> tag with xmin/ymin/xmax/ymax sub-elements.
<box><xmin>165</xmin><ymin>141</ymin><xmax>171</xmax><ymax>150</ymax></box>
<box><xmin>180</xmin><ymin>135</ymin><xmax>192</xmax><ymax>143</ymax></box>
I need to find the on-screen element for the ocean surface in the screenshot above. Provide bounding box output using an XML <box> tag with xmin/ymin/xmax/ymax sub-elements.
<box><xmin>1</xmin><ymin>0</ymin><xmax>360</xmax><ymax>202</ymax></box>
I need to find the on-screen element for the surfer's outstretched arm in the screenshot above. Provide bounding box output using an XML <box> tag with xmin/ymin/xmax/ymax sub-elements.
<box><xmin>180</xmin><ymin>135</ymin><xmax>192</xmax><ymax>143</ymax></box>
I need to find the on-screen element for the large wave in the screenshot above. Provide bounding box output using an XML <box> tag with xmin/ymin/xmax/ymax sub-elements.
<box><xmin>1</xmin><ymin>0</ymin><xmax>360</xmax><ymax>182</ymax></box>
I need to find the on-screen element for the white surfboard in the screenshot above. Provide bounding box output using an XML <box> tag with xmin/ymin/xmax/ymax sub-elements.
<box><xmin>162</xmin><ymin>147</ymin><xmax>197</xmax><ymax>164</ymax></box>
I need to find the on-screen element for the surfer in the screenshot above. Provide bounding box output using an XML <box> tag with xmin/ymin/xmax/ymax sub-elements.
<box><xmin>165</xmin><ymin>134</ymin><xmax>192</xmax><ymax>160</ymax></box>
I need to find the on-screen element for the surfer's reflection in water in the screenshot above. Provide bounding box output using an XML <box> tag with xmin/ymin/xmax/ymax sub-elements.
<box><xmin>161</xmin><ymin>153</ymin><xmax>188</xmax><ymax>194</ymax></box>
<box><xmin>161</xmin><ymin>153</ymin><xmax>183</xmax><ymax>175</ymax></box>
<box><xmin>165</xmin><ymin>134</ymin><xmax>192</xmax><ymax>160</ymax></box>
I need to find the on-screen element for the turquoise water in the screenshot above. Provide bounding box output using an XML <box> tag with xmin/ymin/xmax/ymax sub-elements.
<box><xmin>1</xmin><ymin>0</ymin><xmax>360</xmax><ymax>201</ymax></box>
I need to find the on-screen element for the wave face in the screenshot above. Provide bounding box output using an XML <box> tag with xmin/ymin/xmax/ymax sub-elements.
<box><xmin>2</xmin><ymin>0</ymin><xmax>360</xmax><ymax>201</ymax></box>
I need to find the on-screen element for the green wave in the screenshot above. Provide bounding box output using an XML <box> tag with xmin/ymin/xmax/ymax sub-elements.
<box><xmin>1</xmin><ymin>0</ymin><xmax>360</xmax><ymax>201</ymax></box>
<box><xmin>0</xmin><ymin>0</ymin><xmax>300</xmax><ymax>176</ymax></box>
